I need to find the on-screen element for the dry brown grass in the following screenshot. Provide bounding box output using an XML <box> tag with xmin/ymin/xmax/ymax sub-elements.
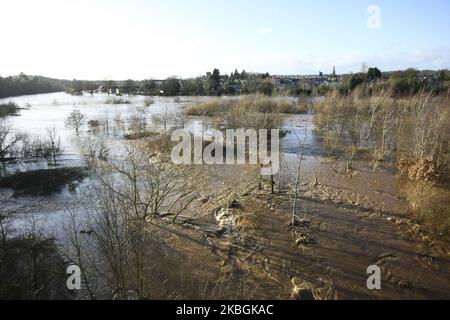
<box><xmin>402</xmin><ymin>181</ymin><xmax>450</xmax><ymax>238</ymax></box>
<box><xmin>185</xmin><ymin>95</ymin><xmax>308</xmax><ymax>117</ymax></box>
<box><xmin>314</xmin><ymin>89</ymin><xmax>450</xmax><ymax>177</ymax></box>
<box><xmin>314</xmin><ymin>89</ymin><xmax>450</xmax><ymax>238</ymax></box>
<box><xmin>185</xmin><ymin>99</ymin><xmax>231</xmax><ymax>116</ymax></box>
<box><xmin>185</xmin><ymin>95</ymin><xmax>307</xmax><ymax>132</ymax></box>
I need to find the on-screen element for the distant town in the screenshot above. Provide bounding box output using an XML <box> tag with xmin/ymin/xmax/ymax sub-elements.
<box><xmin>1</xmin><ymin>67</ymin><xmax>448</xmax><ymax>99</ymax></box>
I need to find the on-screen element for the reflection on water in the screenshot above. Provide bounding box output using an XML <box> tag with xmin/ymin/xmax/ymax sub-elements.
<box><xmin>281</xmin><ymin>113</ymin><xmax>324</xmax><ymax>156</ymax></box>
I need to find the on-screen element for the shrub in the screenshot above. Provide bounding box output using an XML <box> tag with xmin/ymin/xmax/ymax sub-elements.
<box><xmin>314</xmin><ymin>89</ymin><xmax>450</xmax><ymax>237</ymax></box>
<box><xmin>105</xmin><ymin>98</ymin><xmax>130</xmax><ymax>105</ymax></box>
<box><xmin>0</xmin><ymin>102</ymin><xmax>20</xmax><ymax>118</ymax></box>
<box><xmin>314</xmin><ymin>89</ymin><xmax>450</xmax><ymax>176</ymax></box>
<box><xmin>402</xmin><ymin>181</ymin><xmax>450</xmax><ymax>239</ymax></box>
<box><xmin>185</xmin><ymin>95</ymin><xmax>307</xmax><ymax>117</ymax></box>
<box><xmin>185</xmin><ymin>99</ymin><xmax>229</xmax><ymax>116</ymax></box>
<box><xmin>88</xmin><ymin>120</ymin><xmax>100</xmax><ymax>127</ymax></box>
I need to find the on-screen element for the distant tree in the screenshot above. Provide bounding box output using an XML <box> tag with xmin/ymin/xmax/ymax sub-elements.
<box><xmin>160</xmin><ymin>78</ymin><xmax>180</xmax><ymax>96</ymax></box>
<box><xmin>18</xmin><ymin>72</ymin><xmax>29</xmax><ymax>81</ymax></box>
<box><xmin>124</xmin><ymin>79</ymin><xmax>135</xmax><ymax>96</ymax></box>
<box><xmin>181</xmin><ymin>79</ymin><xmax>205</xmax><ymax>96</ymax></box>
<box><xmin>207</xmin><ymin>69</ymin><xmax>221</xmax><ymax>96</ymax></box>
<box><xmin>241</xmin><ymin>74</ymin><xmax>261</xmax><ymax>94</ymax></box>
<box><xmin>390</xmin><ymin>69</ymin><xmax>420</xmax><ymax>95</ymax></box>
<box><xmin>437</xmin><ymin>70</ymin><xmax>447</xmax><ymax>81</ymax></box>
<box><xmin>65</xmin><ymin>110</ymin><xmax>85</xmax><ymax>134</ymax></box>
<box><xmin>367</xmin><ymin>67</ymin><xmax>382</xmax><ymax>81</ymax></box>
<box><xmin>222</xmin><ymin>78</ymin><xmax>237</xmax><ymax>95</ymax></box>
<box><xmin>194</xmin><ymin>78</ymin><xmax>206</xmax><ymax>95</ymax></box>
<box><xmin>86</xmin><ymin>82</ymin><xmax>98</xmax><ymax>96</ymax></box>
<box><xmin>46</xmin><ymin>126</ymin><xmax>63</xmax><ymax>165</ymax></box>
<box><xmin>71</xmin><ymin>80</ymin><xmax>84</xmax><ymax>95</ymax></box>
<box><xmin>104</xmin><ymin>80</ymin><xmax>116</xmax><ymax>95</ymax></box>
<box><xmin>142</xmin><ymin>79</ymin><xmax>157</xmax><ymax>95</ymax></box>
<box><xmin>349</xmin><ymin>73</ymin><xmax>366</xmax><ymax>90</ymax></box>
<box><xmin>0</xmin><ymin>75</ymin><xmax>68</xmax><ymax>98</ymax></box>
<box><xmin>234</xmin><ymin>69</ymin><xmax>240</xmax><ymax>80</ymax></box>
<box><xmin>258</xmin><ymin>80</ymin><xmax>274</xmax><ymax>96</ymax></box>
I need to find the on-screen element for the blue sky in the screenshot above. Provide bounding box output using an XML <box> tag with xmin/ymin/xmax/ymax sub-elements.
<box><xmin>0</xmin><ymin>0</ymin><xmax>449</xmax><ymax>79</ymax></box>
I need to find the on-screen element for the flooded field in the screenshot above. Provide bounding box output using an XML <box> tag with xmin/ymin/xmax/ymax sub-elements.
<box><xmin>0</xmin><ymin>92</ymin><xmax>449</xmax><ymax>300</ymax></box>
<box><xmin>0</xmin><ymin>93</ymin><xmax>313</xmax><ymax>238</ymax></box>
<box><xmin>0</xmin><ymin>93</ymin><xmax>200</xmax><ymax>236</ymax></box>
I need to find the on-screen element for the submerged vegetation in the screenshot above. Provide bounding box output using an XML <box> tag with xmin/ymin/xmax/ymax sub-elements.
<box><xmin>184</xmin><ymin>95</ymin><xmax>309</xmax><ymax>134</ymax></box>
<box><xmin>314</xmin><ymin>89</ymin><xmax>449</xmax><ymax>178</ymax></box>
<box><xmin>0</xmin><ymin>102</ymin><xmax>20</xmax><ymax>118</ymax></box>
<box><xmin>313</xmin><ymin>88</ymin><xmax>450</xmax><ymax>237</ymax></box>
<box><xmin>1</xmin><ymin>121</ymin><xmax>64</xmax><ymax>165</ymax></box>
<box><xmin>185</xmin><ymin>95</ymin><xmax>307</xmax><ymax>126</ymax></box>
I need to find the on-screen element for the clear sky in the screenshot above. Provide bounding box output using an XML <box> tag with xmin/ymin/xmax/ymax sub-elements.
<box><xmin>0</xmin><ymin>0</ymin><xmax>449</xmax><ymax>80</ymax></box>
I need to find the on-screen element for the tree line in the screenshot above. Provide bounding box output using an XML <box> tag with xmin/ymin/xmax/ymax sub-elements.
<box><xmin>69</xmin><ymin>69</ymin><xmax>274</xmax><ymax>97</ymax></box>
<box><xmin>2</xmin><ymin>68</ymin><xmax>449</xmax><ymax>99</ymax></box>
<box><xmin>339</xmin><ymin>68</ymin><xmax>450</xmax><ymax>96</ymax></box>
<box><xmin>0</xmin><ymin>73</ymin><xmax>69</xmax><ymax>98</ymax></box>
<box><xmin>75</xmin><ymin>68</ymin><xmax>450</xmax><ymax>98</ymax></box>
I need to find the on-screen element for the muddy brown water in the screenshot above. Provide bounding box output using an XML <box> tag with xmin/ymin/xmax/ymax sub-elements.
<box><xmin>182</xmin><ymin>159</ymin><xmax>450</xmax><ymax>299</ymax></box>
<box><xmin>1</xmin><ymin>94</ymin><xmax>449</xmax><ymax>299</ymax></box>
<box><xmin>247</xmin><ymin>191</ymin><xmax>449</xmax><ymax>299</ymax></box>
<box><xmin>176</xmin><ymin>113</ymin><xmax>450</xmax><ymax>300</ymax></box>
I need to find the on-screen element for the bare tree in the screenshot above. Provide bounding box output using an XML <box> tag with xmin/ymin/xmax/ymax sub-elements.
<box><xmin>0</xmin><ymin>191</ymin><xmax>13</xmax><ymax>247</ymax></box>
<box><xmin>291</xmin><ymin>126</ymin><xmax>308</xmax><ymax>227</ymax></box>
<box><xmin>88</xmin><ymin>143</ymin><xmax>197</xmax><ymax>298</ymax></box>
<box><xmin>46</xmin><ymin>126</ymin><xmax>63</xmax><ymax>166</ymax></box>
<box><xmin>151</xmin><ymin>107</ymin><xmax>170</xmax><ymax>136</ymax></box>
<box><xmin>0</xmin><ymin>123</ymin><xmax>22</xmax><ymax>162</ymax></box>
<box><xmin>62</xmin><ymin>208</ymin><xmax>96</xmax><ymax>300</ymax></box>
<box><xmin>128</xmin><ymin>108</ymin><xmax>148</xmax><ymax>138</ymax></box>
<box><xmin>65</xmin><ymin>110</ymin><xmax>85</xmax><ymax>134</ymax></box>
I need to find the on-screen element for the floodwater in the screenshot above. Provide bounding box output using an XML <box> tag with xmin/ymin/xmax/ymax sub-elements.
<box><xmin>0</xmin><ymin>93</ymin><xmax>197</xmax><ymax>169</ymax></box>
<box><xmin>0</xmin><ymin>92</ymin><xmax>201</xmax><ymax>237</ymax></box>
<box><xmin>0</xmin><ymin>92</ymin><xmax>316</xmax><ymax>238</ymax></box>
<box><xmin>1</xmin><ymin>93</ymin><xmax>449</xmax><ymax>299</ymax></box>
